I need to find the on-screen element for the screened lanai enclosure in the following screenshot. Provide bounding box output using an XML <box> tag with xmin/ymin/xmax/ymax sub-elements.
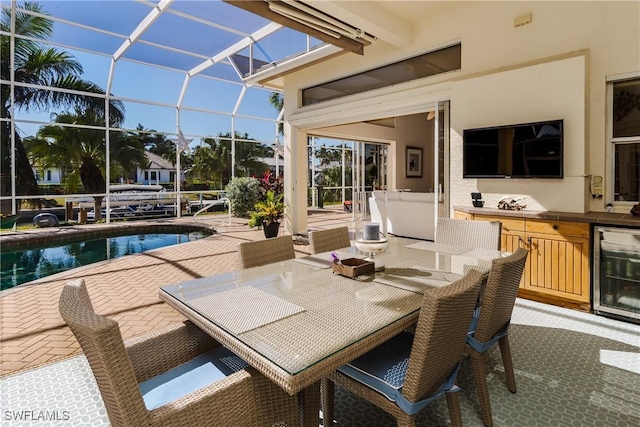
<box><xmin>0</xmin><ymin>0</ymin><xmax>371</xmax><ymax>225</ymax></box>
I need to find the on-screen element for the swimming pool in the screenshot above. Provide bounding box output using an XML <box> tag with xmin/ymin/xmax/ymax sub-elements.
<box><xmin>1</xmin><ymin>231</ymin><xmax>209</xmax><ymax>290</ymax></box>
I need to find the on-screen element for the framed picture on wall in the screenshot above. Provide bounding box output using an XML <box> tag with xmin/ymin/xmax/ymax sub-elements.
<box><xmin>406</xmin><ymin>147</ymin><xmax>423</xmax><ymax>178</ymax></box>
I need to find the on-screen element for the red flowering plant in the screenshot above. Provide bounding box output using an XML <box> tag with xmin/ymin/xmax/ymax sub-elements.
<box><xmin>256</xmin><ymin>171</ymin><xmax>284</xmax><ymax>202</ymax></box>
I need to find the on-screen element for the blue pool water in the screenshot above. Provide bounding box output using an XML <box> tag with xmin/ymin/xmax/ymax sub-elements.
<box><xmin>1</xmin><ymin>232</ymin><xmax>206</xmax><ymax>290</ymax></box>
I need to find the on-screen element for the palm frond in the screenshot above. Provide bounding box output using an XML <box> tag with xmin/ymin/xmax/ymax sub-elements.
<box><xmin>1</xmin><ymin>2</ymin><xmax>53</xmax><ymax>40</ymax></box>
<box><xmin>23</xmin><ymin>48</ymin><xmax>83</xmax><ymax>80</ymax></box>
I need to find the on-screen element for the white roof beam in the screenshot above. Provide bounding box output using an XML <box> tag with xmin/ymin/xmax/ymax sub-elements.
<box><xmin>177</xmin><ymin>74</ymin><xmax>190</xmax><ymax>109</ymax></box>
<box><xmin>306</xmin><ymin>0</ymin><xmax>413</xmax><ymax>48</ymax></box>
<box><xmin>233</xmin><ymin>86</ymin><xmax>247</xmax><ymax>116</ymax></box>
<box><xmin>113</xmin><ymin>0</ymin><xmax>174</xmax><ymax>61</ymax></box>
<box><xmin>243</xmin><ymin>43</ymin><xmax>343</xmax><ymax>87</ymax></box>
<box><xmin>188</xmin><ymin>22</ymin><xmax>283</xmax><ymax>77</ymax></box>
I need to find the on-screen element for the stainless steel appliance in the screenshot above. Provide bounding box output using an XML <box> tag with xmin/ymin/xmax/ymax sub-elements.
<box><xmin>593</xmin><ymin>226</ymin><xmax>640</xmax><ymax>322</ymax></box>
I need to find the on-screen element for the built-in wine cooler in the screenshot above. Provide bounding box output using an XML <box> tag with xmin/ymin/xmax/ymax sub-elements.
<box><xmin>593</xmin><ymin>226</ymin><xmax>640</xmax><ymax>323</ymax></box>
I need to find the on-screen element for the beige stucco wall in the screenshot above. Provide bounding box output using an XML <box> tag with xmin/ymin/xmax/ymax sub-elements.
<box><xmin>283</xmin><ymin>1</ymin><xmax>639</xmax><ymax>230</ymax></box>
<box><xmin>450</xmin><ymin>54</ymin><xmax>587</xmax><ymax>212</ymax></box>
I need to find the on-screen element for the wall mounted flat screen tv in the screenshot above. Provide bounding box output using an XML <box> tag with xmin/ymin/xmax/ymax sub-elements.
<box><xmin>463</xmin><ymin>119</ymin><xmax>563</xmax><ymax>178</ymax></box>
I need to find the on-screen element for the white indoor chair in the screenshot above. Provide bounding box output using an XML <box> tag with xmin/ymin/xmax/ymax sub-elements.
<box><xmin>435</xmin><ymin>218</ymin><xmax>502</xmax><ymax>250</ymax></box>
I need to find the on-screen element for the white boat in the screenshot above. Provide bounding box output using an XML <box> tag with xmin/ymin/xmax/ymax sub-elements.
<box><xmin>67</xmin><ymin>185</ymin><xmax>186</xmax><ymax>219</ymax></box>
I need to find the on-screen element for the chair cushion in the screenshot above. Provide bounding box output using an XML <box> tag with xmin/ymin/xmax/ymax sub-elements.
<box><xmin>466</xmin><ymin>311</ymin><xmax>511</xmax><ymax>354</ymax></box>
<box><xmin>338</xmin><ymin>331</ymin><xmax>461</xmax><ymax>415</ymax></box>
<box><xmin>139</xmin><ymin>346</ymin><xmax>248</xmax><ymax>410</ymax></box>
<box><xmin>468</xmin><ymin>307</ymin><xmax>480</xmax><ymax>334</ymax></box>
<box><xmin>338</xmin><ymin>332</ymin><xmax>414</xmax><ymax>402</ymax></box>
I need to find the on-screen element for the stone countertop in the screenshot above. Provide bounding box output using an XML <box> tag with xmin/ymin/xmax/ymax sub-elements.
<box><xmin>453</xmin><ymin>206</ymin><xmax>640</xmax><ymax>228</ymax></box>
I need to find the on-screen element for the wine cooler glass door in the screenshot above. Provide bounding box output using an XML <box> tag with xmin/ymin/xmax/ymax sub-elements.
<box><xmin>594</xmin><ymin>226</ymin><xmax>640</xmax><ymax>321</ymax></box>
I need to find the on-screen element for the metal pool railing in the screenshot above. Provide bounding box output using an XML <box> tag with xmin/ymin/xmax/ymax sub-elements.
<box><xmin>192</xmin><ymin>197</ymin><xmax>232</xmax><ymax>226</ymax></box>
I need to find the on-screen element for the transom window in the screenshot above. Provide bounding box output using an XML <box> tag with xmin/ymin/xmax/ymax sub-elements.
<box><xmin>611</xmin><ymin>77</ymin><xmax>640</xmax><ymax>202</ymax></box>
<box><xmin>301</xmin><ymin>44</ymin><xmax>461</xmax><ymax>106</ymax></box>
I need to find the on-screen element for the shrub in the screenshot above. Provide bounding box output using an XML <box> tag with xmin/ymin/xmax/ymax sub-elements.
<box><xmin>224</xmin><ymin>177</ymin><xmax>259</xmax><ymax>216</ymax></box>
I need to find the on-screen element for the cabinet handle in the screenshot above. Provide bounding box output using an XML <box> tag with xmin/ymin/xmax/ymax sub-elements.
<box><xmin>552</xmin><ymin>224</ymin><xmax>559</xmax><ymax>230</ymax></box>
<box><xmin>518</xmin><ymin>236</ymin><xmax>532</xmax><ymax>250</ymax></box>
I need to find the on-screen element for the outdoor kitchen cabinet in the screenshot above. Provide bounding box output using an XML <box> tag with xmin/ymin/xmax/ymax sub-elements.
<box><xmin>454</xmin><ymin>211</ymin><xmax>590</xmax><ymax>310</ymax></box>
<box><xmin>524</xmin><ymin>219</ymin><xmax>590</xmax><ymax>310</ymax></box>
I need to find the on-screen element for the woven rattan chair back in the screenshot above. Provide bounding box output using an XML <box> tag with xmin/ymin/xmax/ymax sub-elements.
<box><xmin>466</xmin><ymin>247</ymin><xmax>528</xmax><ymax>427</ymax></box>
<box><xmin>435</xmin><ymin>218</ymin><xmax>502</xmax><ymax>250</ymax></box>
<box><xmin>237</xmin><ymin>235</ymin><xmax>295</xmax><ymax>269</ymax></box>
<box><xmin>473</xmin><ymin>248</ymin><xmax>528</xmax><ymax>343</ymax></box>
<box><xmin>402</xmin><ymin>269</ymin><xmax>484</xmax><ymax>403</ymax></box>
<box><xmin>308</xmin><ymin>226</ymin><xmax>351</xmax><ymax>254</ymax></box>
<box><xmin>59</xmin><ymin>279</ymin><xmax>150</xmax><ymax>426</ymax></box>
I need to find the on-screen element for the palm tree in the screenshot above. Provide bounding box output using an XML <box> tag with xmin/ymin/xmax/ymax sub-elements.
<box><xmin>191</xmin><ymin>136</ymin><xmax>231</xmax><ymax>189</ymax></box>
<box><xmin>111</xmin><ymin>130</ymin><xmax>148</xmax><ymax>183</ymax></box>
<box><xmin>231</xmin><ymin>132</ymin><xmax>271</xmax><ymax>177</ymax></box>
<box><xmin>268</xmin><ymin>92</ymin><xmax>284</xmax><ymax>137</ymax></box>
<box><xmin>133</xmin><ymin>124</ymin><xmax>174</xmax><ymax>161</ymax></box>
<box><xmin>0</xmin><ymin>1</ymin><xmax>125</xmax><ymax>212</ymax></box>
<box><xmin>315</xmin><ymin>146</ymin><xmax>342</xmax><ymax>167</ymax></box>
<box><xmin>191</xmin><ymin>132</ymin><xmax>270</xmax><ymax>188</ymax></box>
<box><xmin>191</xmin><ymin>144</ymin><xmax>218</xmax><ymax>188</ymax></box>
<box><xmin>24</xmin><ymin>108</ymin><xmax>144</xmax><ymax>220</ymax></box>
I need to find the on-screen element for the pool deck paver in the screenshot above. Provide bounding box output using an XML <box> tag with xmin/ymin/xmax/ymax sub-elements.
<box><xmin>0</xmin><ymin>210</ymin><xmax>352</xmax><ymax>377</ymax></box>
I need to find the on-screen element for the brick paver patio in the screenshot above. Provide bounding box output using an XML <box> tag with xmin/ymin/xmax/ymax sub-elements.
<box><xmin>0</xmin><ymin>209</ymin><xmax>354</xmax><ymax>376</ymax></box>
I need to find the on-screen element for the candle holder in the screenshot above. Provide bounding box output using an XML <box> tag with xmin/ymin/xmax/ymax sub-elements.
<box><xmin>355</xmin><ymin>236</ymin><xmax>389</xmax><ymax>272</ymax></box>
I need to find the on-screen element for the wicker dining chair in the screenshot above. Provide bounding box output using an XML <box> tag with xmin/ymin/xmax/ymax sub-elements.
<box><xmin>237</xmin><ymin>235</ymin><xmax>296</xmax><ymax>269</ymax></box>
<box><xmin>322</xmin><ymin>269</ymin><xmax>484</xmax><ymax>427</ymax></box>
<box><xmin>308</xmin><ymin>226</ymin><xmax>351</xmax><ymax>254</ymax></box>
<box><xmin>435</xmin><ymin>218</ymin><xmax>502</xmax><ymax>250</ymax></box>
<box><xmin>59</xmin><ymin>279</ymin><xmax>298</xmax><ymax>427</ymax></box>
<box><xmin>466</xmin><ymin>248</ymin><xmax>528</xmax><ymax>427</ymax></box>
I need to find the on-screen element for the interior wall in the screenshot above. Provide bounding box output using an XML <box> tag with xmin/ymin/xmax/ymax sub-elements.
<box><xmin>450</xmin><ymin>54</ymin><xmax>587</xmax><ymax>213</ymax></box>
<box><xmin>394</xmin><ymin>114</ymin><xmax>434</xmax><ymax>192</ymax></box>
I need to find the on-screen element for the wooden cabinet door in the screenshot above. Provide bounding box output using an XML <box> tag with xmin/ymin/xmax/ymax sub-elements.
<box><xmin>469</xmin><ymin>214</ymin><xmax>528</xmax><ymax>288</ymax></box>
<box><xmin>526</xmin><ymin>232</ymin><xmax>590</xmax><ymax>303</ymax></box>
<box><xmin>453</xmin><ymin>210</ymin><xmax>473</xmax><ymax>220</ymax></box>
<box><xmin>450</xmin><ymin>214</ymin><xmax>591</xmax><ymax>305</ymax></box>
<box><xmin>501</xmin><ymin>229</ymin><xmax>528</xmax><ymax>289</ymax></box>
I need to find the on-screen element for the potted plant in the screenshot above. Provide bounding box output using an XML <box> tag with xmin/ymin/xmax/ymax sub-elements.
<box><xmin>248</xmin><ymin>190</ymin><xmax>285</xmax><ymax>238</ymax></box>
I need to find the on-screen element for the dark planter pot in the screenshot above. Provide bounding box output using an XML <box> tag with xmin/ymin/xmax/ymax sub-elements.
<box><xmin>263</xmin><ymin>221</ymin><xmax>280</xmax><ymax>238</ymax></box>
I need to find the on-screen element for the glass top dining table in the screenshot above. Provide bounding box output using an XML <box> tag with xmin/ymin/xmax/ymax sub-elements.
<box><xmin>159</xmin><ymin>236</ymin><xmax>508</xmax><ymax>398</ymax></box>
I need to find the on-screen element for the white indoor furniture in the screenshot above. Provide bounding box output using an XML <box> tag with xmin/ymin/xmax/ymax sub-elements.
<box><xmin>369</xmin><ymin>191</ymin><xmax>436</xmax><ymax>240</ymax></box>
